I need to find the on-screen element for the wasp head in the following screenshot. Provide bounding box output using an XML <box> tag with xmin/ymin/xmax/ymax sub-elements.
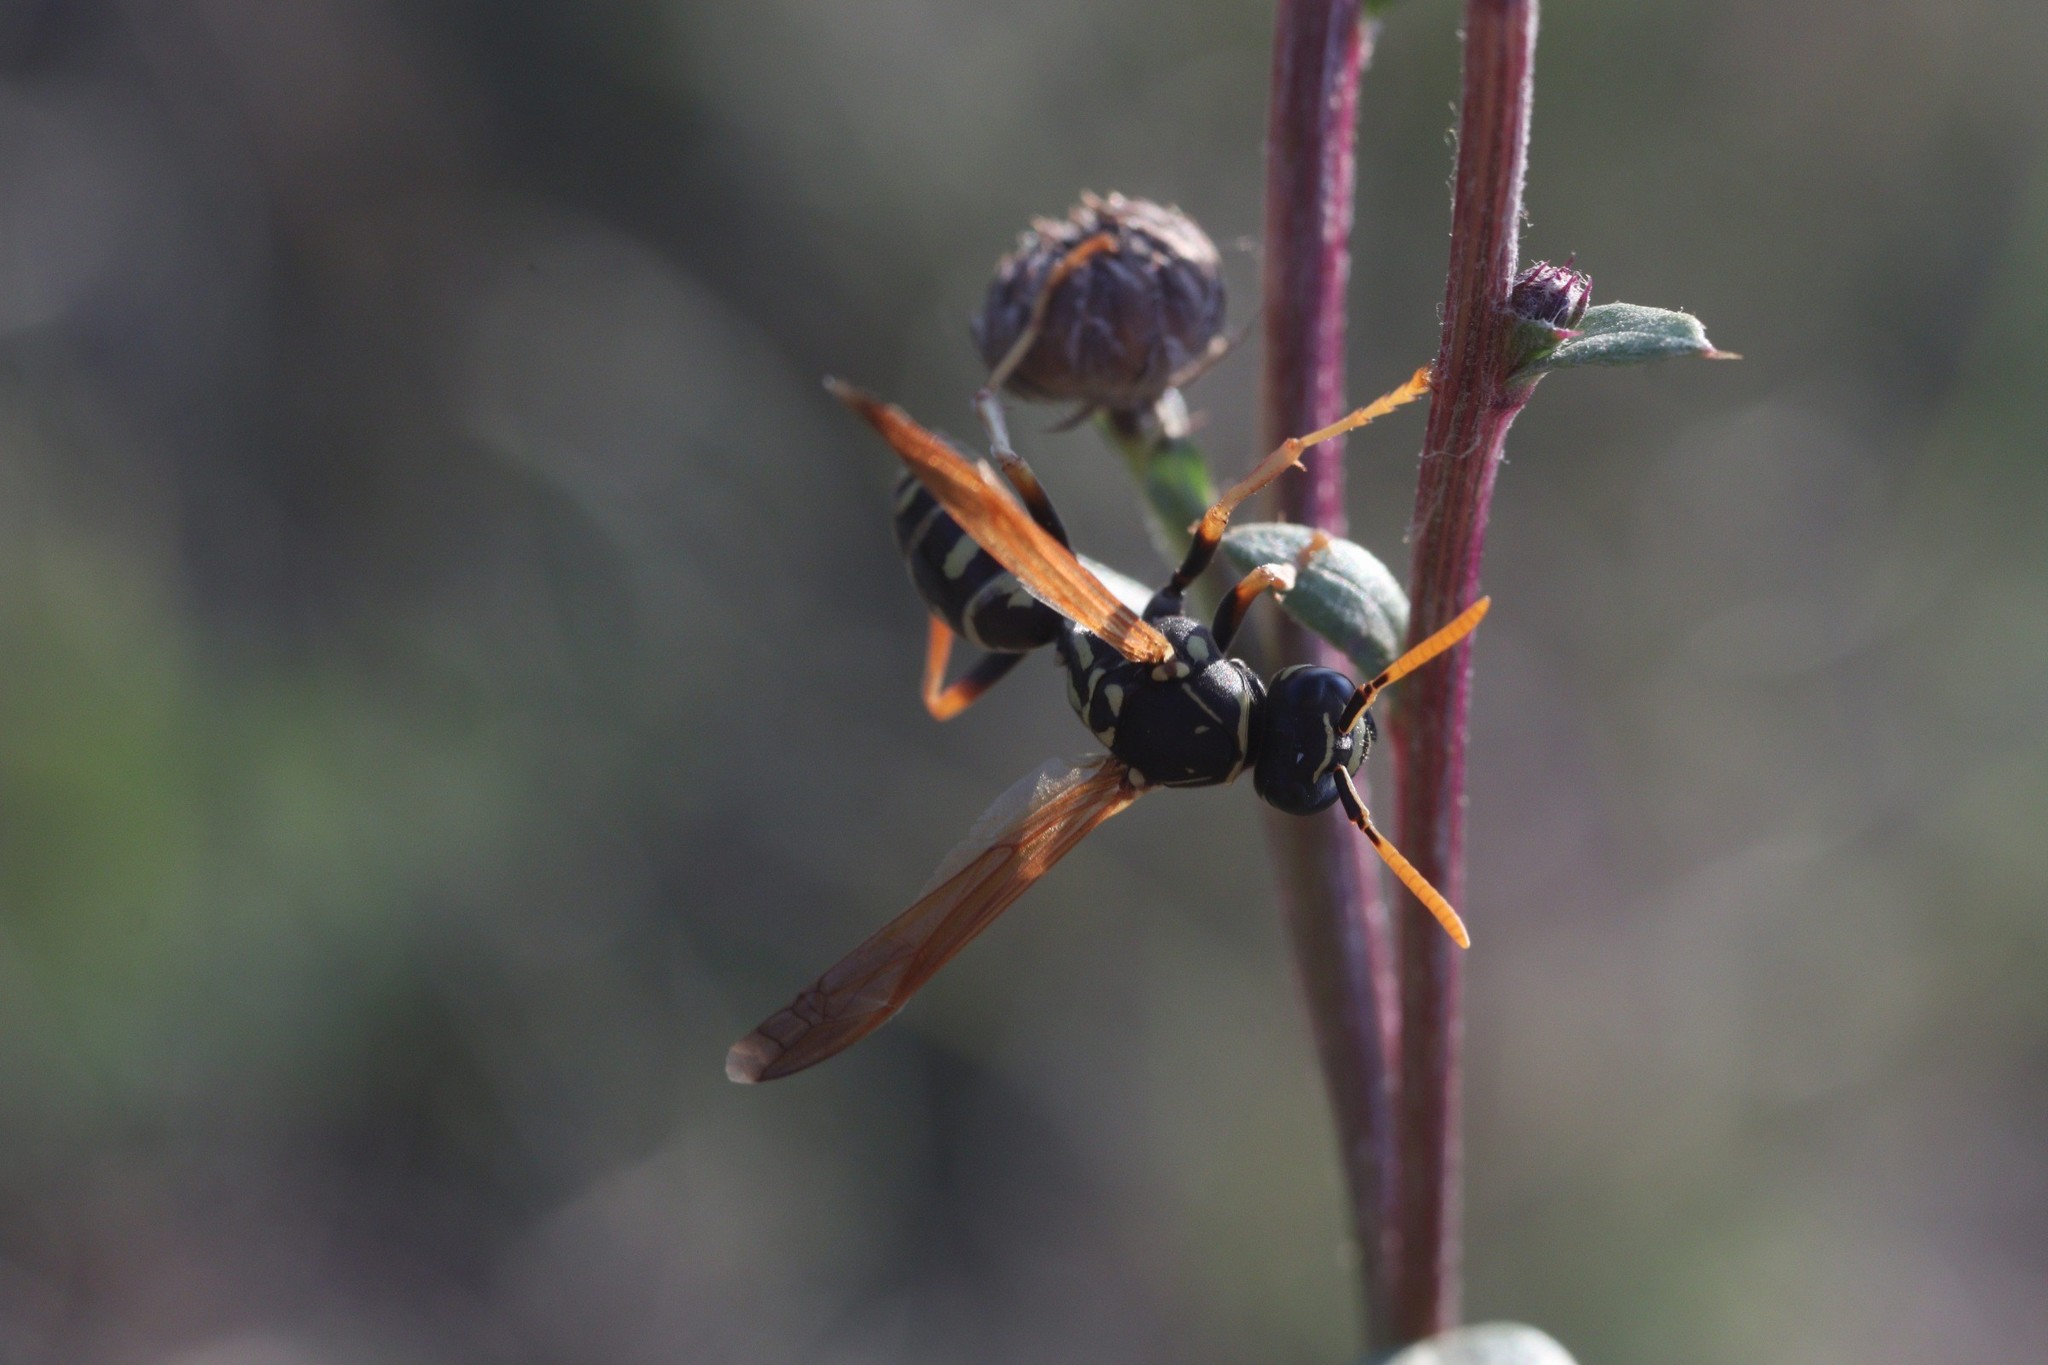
<box><xmin>1253</xmin><ymin>665</ymin><xmax>1373</xmax><ymax>816</ymax></box>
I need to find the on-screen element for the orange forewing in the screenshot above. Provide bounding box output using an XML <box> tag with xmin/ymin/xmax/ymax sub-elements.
<box><xmin>828</xmin><ymin>381</ymin><xmax>1172</xmax><ymax>665</ymax></box>
<box><xmin>727</xmin><ymin>756</ymin><xmax>1143</xmax><ymax>1083</ymax></box>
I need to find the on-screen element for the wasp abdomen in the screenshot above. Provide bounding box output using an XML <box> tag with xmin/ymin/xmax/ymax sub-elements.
<box><xmin>893</xmin><ymin>474</ymin><xmax>1062</xmax><ymax>652</ymax></box>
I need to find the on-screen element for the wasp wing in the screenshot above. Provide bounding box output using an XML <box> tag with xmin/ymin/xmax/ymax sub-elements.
<box><xmin>828</xmin><ymin>381</ymin><xmax>1172</xmax><ymax>665</ymax></box>
<box><xmin>727</xmin><ymin>755</ymin><xmax>1144</xmax><ymax>1083</ymax></box>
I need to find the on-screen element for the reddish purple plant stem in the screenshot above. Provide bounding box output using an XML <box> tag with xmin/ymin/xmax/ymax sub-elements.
<box><xmin>1259</xmin><ymin>0</ymin><xmax>1401</xmax><ymax>1341</ymax></box>
<box><xmin>1387</xmin><ymin>0</ymin><xmax>1540</xmax><ymax>1340</ymax></box>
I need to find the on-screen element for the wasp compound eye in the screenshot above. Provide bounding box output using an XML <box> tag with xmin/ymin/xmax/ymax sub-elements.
<box><xmin>1253</xmin><ymin>665</ymin><xmax>1374</xmax><ymax>817</ymax></box>
<box><xmin>972</xmin><ymin>192</ymin><xmax>1225</xmax><ymax>414</ymax></box>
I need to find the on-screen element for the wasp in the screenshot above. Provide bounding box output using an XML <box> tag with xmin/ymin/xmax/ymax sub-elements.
<box><xmin>727</xmin><ymin>361</ymin><xmax>1487</xmax><ymax>1083</ymax></box>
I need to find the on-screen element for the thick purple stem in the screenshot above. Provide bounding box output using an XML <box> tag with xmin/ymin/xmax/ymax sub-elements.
<box><xmin>1387</xmin><ymin>0</ymin><xmax>1539</xmax><ymax>1340</ymax></box>
<box><xmin>1259</xmin><ymin>0</ymin><xmax>1401</xmax><ymax>1342</ymax></box>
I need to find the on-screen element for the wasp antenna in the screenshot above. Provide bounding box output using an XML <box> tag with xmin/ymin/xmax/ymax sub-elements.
<box><xmin>1333</xmin><ymin>767</ymin><xmax>1470</xmax><ymax>948</ymax></box>
<box><xmin>1340</xmin><ymin>596</ymin><xmax>1491</xmax><ymax>733</ymax></box>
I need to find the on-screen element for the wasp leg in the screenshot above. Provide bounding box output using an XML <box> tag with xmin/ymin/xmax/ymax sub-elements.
<box><xmin>922</xmin><ymin>617</ymin><xmax>1027</xmax><ymax>721</ymax></box>
<box><xmin>1161</xmin><ymin>322</ymin><xmax>1247</xmax><ymax>394</ymax></box>
<box><xmin>983</xmin><ymin>232</ymin><xmax>1117</xmax><ymax>395</ymax></box>
<box><xmin>970</xmin><ymin>233</ymin><xmax>1118</xmax><ymax>549</ymax></box>
<box><xmin>1160</xmin><ymin>369</ymin><xmax>1433</xmax><ymax>601</ymax></box>
<box><xmin>1211</xmin><ymin>563</ymin><xmax>1299</xmax><ymax>652</ymax></box>
<box><xmin>1332</xmin><ymin>767</ymin><xmax>1470</xmax><ymax>948</ymax></box>
<box><xmin>972</xmin><ymin>396</ymin><xmax>1072</xmax><ymax>547</ymax></box>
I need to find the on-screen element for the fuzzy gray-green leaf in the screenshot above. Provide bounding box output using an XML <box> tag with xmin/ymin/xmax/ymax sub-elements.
<box><xmin>1220</xmin><ymin>523</ymin><xmax>1409</xmax><ymax>677</ymax></box>
<box><xmin>1370</xmin><ymin>1322</ymin><xmax>1579</xmax><ymax>1365</ymax></box>
<box><xmin>1527</xmin><ymin>301</ymin><xmax>1732</xmax><ymax>374</ymax></box>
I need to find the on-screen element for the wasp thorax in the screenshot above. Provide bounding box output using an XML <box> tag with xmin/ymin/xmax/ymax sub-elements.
<box><xmin>972</xmin><ymin>192</ymin><xmax>1225</xmax><ymax>415</ymax></box>
<box><xmin>1253</xmin><ymin>666</ymin><xmax>1373</xmax><ymax>816</ymax></box>
<box><xmin>1059</xmin><ymin>616</ymin><xmax>1263</xmax><ymax>790</ymax></box>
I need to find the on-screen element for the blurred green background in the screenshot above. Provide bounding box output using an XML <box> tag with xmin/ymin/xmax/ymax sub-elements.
<box><xmin>2</xmin><ymin>1</ymin><xmax>2044</xmax><ymax>1361</ymax></box>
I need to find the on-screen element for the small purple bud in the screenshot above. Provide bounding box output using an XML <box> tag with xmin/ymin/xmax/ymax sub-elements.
<box><xmin>1508</xmin><ymin>259</ymin><xmax>1592</xmax><ymax>330</ymax></box>
<box><xmin>972</xmin><ymin>193</ymin><xmax>1226</xmax><ymax>414</ymax></box>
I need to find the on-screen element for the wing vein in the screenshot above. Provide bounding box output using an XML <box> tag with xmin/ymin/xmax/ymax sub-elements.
<box><xmin>829</xmin><ymin>382</ymin><xmax>1172</xmax><ymax>664</ymax></box>
<box><xmin>727</xmin><ymin>756</ymin><xmax>1143</xmax><ymax>1083</ymax></box>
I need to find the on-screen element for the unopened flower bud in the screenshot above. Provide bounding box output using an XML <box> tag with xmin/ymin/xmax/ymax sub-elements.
<box><xmin>972</xmin><ymin>192</ymin><xmax>1226</xmax><ymax>414</ymax></box>
<box><xmin>1505</xmin><ymin>259</ymin><xmax>1593</xmax><ymax>377</ymax></box>
<box><xmin>1509</xmin><ymin>259</ymin><xmax>1592</xmax><ymax>329</ymax></box>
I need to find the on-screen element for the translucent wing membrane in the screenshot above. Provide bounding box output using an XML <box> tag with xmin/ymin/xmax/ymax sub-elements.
<box><xmin>727</xmin><ymin>755</ymin><xmax>1144</xmax><ymax>1083</ymax></box>
<box><xmin>829</xmin><ymin>381</ymin><xmax>1173</xmax><ymax>665</ymax></box>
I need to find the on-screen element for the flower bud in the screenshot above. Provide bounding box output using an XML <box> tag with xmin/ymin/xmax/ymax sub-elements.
<box><xmin>972</xmin><ymin>192</ymin><xmax>1226</xmax><ymax>413</ymax></box>
<box><xmin>1505</xmin><ymin>259</ymin><xmax>1593</xmax><ymax>377</ymax></box>
<box><xmin>1508</xmin><ymin>259</ymin><xmax>1592</xmax><ymax>329</ymax></box>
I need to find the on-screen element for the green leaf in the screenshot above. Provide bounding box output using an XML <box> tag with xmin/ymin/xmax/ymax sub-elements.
<box><xmin>1219</xmin><ymin>523</ymin><xmax>1409</xmax><ymax>678</ymax></box>
<box><xmin>1525</xmin><ymin>301</ymin><xmax>1735</xmax><ymax>375</ymax></box>
<box><xmin>1370</xmin><ymin>1323</ymin><xmax>1579</xmax><ymax>1365</ymax></box>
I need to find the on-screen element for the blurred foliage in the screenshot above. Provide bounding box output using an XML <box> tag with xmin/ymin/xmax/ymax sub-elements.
<box><xmin>0</xmin><ymin>1</ymin><xmax>2045</xmax><ymax>1362</ymax></box>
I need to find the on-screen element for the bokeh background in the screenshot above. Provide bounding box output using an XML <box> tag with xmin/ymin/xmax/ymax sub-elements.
<box><xmin>2</xmin><ymin>1</ymin><xmax>2044</xmax><ymax>1362</ymax></box>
